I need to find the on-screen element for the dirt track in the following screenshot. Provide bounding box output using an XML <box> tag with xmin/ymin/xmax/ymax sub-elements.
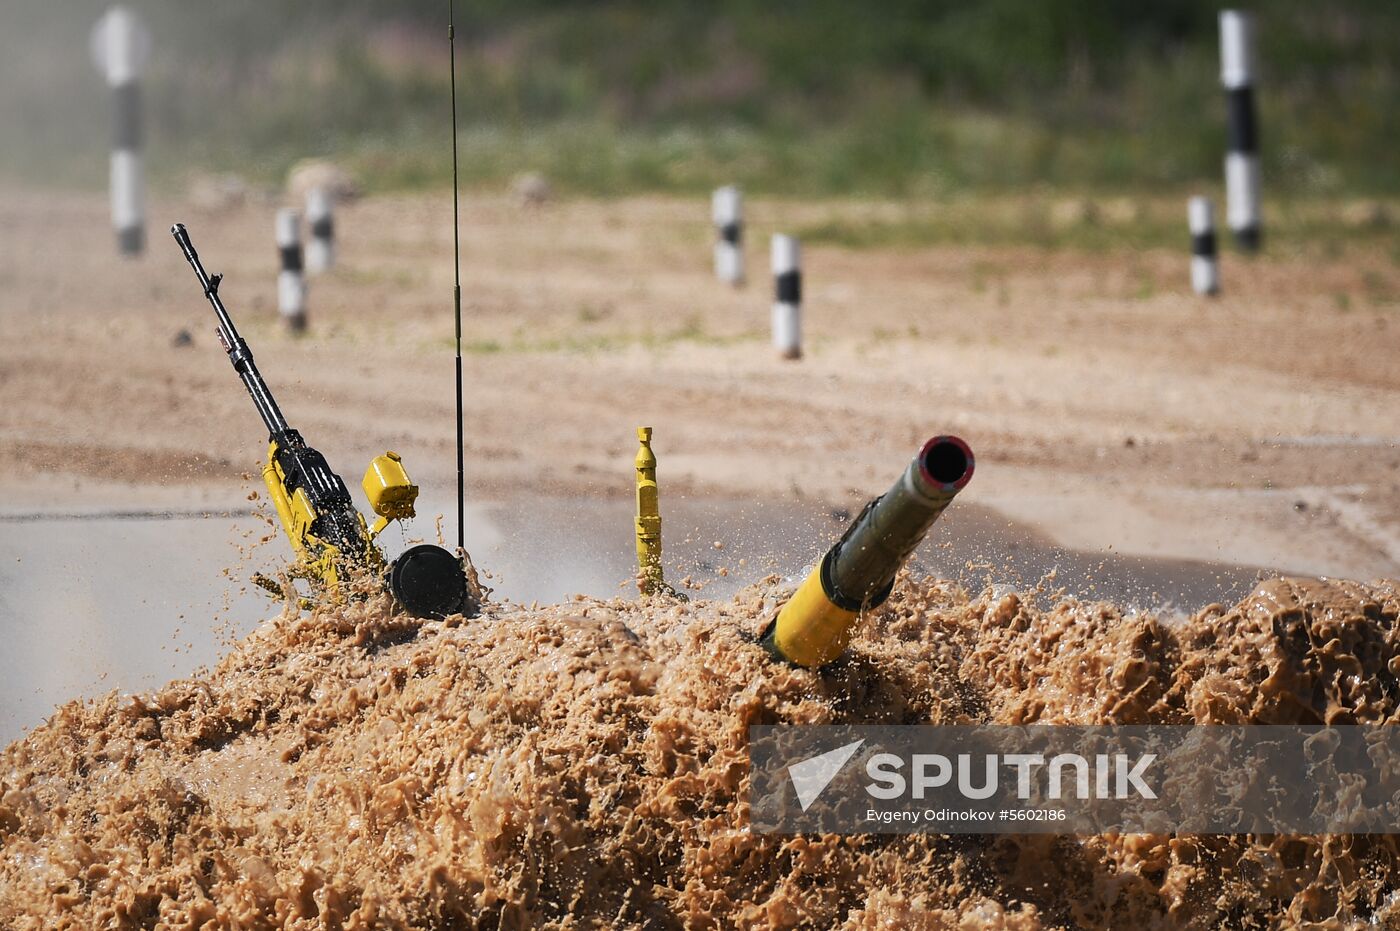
<box><xmin>3</xmin><ymin>188</ymin><xmax>1400</xmax><ymax>580</ymax></box>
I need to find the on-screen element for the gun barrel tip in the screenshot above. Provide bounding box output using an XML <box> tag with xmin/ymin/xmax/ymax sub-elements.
<box><xmin>171</xmin><ymin>222</ymin><xmax>185</xmax><ymax>235</ymax></box>
<box><xmin>918</xmin><ymin>435</ymin><xmax>974</xmax><ymax>490</ymax></box>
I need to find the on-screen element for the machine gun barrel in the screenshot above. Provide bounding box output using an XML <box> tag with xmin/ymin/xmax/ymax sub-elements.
<box><xmin>760</xmin><ymin>436</ymin><xmax>974</xmax><ymax>668</ymax></box>
<box><xmin>172</xmin><ymin>221</ymin><xmax>362</xmax><ymax>560</ymax></box>
<box><xmin>171</xmin><ymin>223</ymin><xmax>289</xmax><ymax>437</ymax></box>
<box><xmin>170</xmin><ymin>222</ymin><xmax>473</xmax><ymax>621</ymax></box>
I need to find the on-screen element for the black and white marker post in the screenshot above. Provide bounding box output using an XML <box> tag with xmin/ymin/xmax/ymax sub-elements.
<box><xmin>1220</xmin><ymin>10</ymin><xmax>1261</xmax><ymax>252</ymax></box>
<box><xmin>305</xmin><ymin>188</ymin><xmax>335</xmax><ymax>274</ymax></box>
<box><xmin>275</xmin><ymin>209</ymin><xmax>307</xmax><ymax>333</ymax></box>
<box><xmin>771</xmin><ymin>234</ymin><xmax>801</xmax><ymax>360</ymax></box>
<box><xmin>1188</xmin><ymin>196</ymin><xmax>1220</xmax><ymax>296</ymax></box>
<box><xmin>90</xmin><ymin>6</ymin><xmax>151</xmax><ymax>256</ymax></box>
<box><xmin>712</xmin><ymin>185</ymin><xmax>744</xmax><ymax>285</ymax></box>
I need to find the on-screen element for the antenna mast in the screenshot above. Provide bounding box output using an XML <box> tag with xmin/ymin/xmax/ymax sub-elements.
<box><xmin>448</xmin><ymin>0</ymin><xmax>465</xmax><ymax>551</ymax></box>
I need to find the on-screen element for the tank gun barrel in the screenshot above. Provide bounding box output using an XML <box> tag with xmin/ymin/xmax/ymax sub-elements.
<box><xmin>760</xmin><ymin>436</ymin><xmax>974</xmax><ymax>668</ymax></box>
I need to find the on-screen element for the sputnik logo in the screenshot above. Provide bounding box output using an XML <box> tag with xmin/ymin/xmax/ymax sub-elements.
<box><xmin>788</xmin><ymin>739</ymin><xmax>865</xmax><ymax>811</ymax></box>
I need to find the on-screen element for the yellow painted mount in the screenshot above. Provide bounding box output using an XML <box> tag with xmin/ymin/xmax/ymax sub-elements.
<box><xmin>635</xmin><ymin>427</ymin><xmax>665</xmax><ymax>595</ymax></box>
<box><xmin>259</xmin><ymin>442</ymin><xmax>422</xmax><ymax>597</ymax></box>
<box><xmin>363</xmin><ymin>451</ymin><xmax>419</xmax><ymax>538</ymax></box>
<box><xmin>260</xmin><ymin>440</ymin><xmax>374</xmax><ymax>596</ymax></box>
<box><xmin>262</xmin><ymin>442</ymin><xmax>307</xmax><ymax>561</ymax></box>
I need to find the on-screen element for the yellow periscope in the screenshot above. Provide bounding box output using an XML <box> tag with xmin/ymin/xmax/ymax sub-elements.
<box><xmin>762</xmin><ymin>436</ymin><xmax>975</xmax><ymax>668</ymax></box>
<box><xmin>634</xmin><ymin>427</ymin><xmax>665</xmax><ymax>595</ymax></box>
<box><xmin>363</xmin><ymin>452</ymin><xmax>419</xmax><ymax>538</ymax></box>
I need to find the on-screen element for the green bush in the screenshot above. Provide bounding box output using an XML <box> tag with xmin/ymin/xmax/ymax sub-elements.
<box><xmin>3</xmin><ymin>0</ymin><xmax>1397</xmax><ymax>196</ymax></box>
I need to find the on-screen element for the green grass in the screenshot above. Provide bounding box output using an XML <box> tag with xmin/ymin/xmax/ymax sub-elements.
<box><xmin>3</xmin><ymin>1</ymin><xmax>1398</xmax><ymax>202</ymax></box>
<box><xmin>794</xmin><ymin>196</ymin><xmax>1400</xmax><ymax>255</ymax></box>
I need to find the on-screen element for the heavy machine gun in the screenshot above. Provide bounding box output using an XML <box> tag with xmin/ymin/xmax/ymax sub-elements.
<box><xmin>172</xmin><ymin>223</ymin><xmax>473</xmax><ymax>620</ymax></box>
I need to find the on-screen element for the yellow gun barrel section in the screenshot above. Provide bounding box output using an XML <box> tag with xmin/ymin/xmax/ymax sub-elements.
<box><xmin>768</xmin><ymin>565</ymin><xmax>858</xmax><ymax>668</ymax></box>
<box><xmin>762</xmin><ymin>435</ymin><xmax>974</xmax><ymax>668</ymax></box>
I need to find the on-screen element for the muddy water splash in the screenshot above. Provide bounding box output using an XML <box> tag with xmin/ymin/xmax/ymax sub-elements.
<box><xmin>2</xmin><ymin>575</ymin><xmax>1399</xmax><ymax>928</ymax></box>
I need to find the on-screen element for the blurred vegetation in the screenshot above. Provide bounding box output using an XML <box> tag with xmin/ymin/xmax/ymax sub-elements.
<box><xmin>1</xmin><ymin>0</ymin><xmax>1397</xmax><ymax>197</ymax></box>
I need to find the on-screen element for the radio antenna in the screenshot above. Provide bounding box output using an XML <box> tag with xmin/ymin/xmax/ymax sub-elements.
<box><xmin>448</xmin><ymin>0</ymin><xmax>465</xmax><ymax>551</ymax></box>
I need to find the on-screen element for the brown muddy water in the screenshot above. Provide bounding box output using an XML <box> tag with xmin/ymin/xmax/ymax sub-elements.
<box><xmin>0</xmin><ymin>496</ymin><xmax>1269</xmax><ymax>746</ymax></box>
<box><xmin>11</xmin><ymin>496</ymin><xmax>1391</xmax><ymax>928</ymax></box>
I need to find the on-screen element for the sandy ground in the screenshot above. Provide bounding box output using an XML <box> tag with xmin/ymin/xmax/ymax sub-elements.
<box><xmin>3</xmin><ymin>188</ymin><xmax>1400</xmax><ymax>583</ymax></box>
<box><xmin>8</xmin><ymin>188</ymin><xmax>1400</xmax><ymax>927</ymax></box>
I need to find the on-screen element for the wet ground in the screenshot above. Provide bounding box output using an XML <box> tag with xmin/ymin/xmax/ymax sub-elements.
<box><xmin>0</xmin><ymin>495</ymin><xmax>1276</xmax><ymax>744</ymax></box>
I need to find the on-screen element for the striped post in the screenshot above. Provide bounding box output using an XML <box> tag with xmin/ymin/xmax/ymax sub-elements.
<box><xmin>305</xmin><ymin>187</ymin><xmax>335</xmax><ymax>273</ymax></box>
<box><xmin>275</xmin><ymin>209</ymin><xmax>307</xmax><ymax>332</ymax></box>
<box><xmin>1188</xmin><ymin>196</ymin><xmax>1220</xmax><ymax>296</ymax></box>
<box><xmin>1220</xmin><ymin>10</ymin><xmax>1261</xmax><ymax>252</ymax></box>
<box><xmin>771</xmin><ymin>234</ymin><xmax>801</xmax><ymax>360</ymax></box>
<box><xmin>90</xmin><ymin>7</ymin><xmax>150</xmax><ymax>256</ymax></box>
<box><xmin>712</xmin><ymin>185</ymin><xmax>744</xmax><ymax>285</ymax></box>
